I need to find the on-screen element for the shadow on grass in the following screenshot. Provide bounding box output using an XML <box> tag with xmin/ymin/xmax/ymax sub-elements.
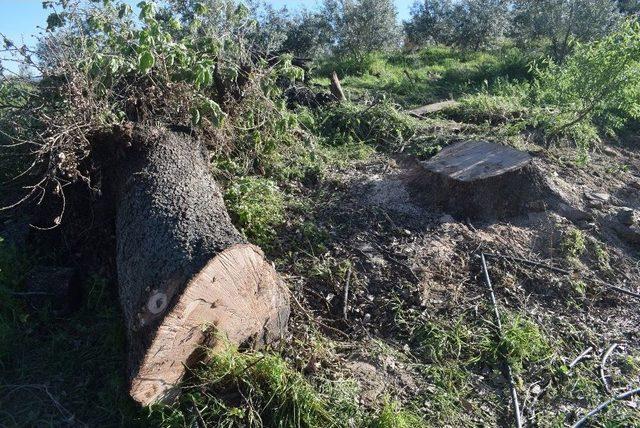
<box><xmin>0</xmin><ymin>240</ymin><xmax>144</xmax><ymax>427</ymax></box>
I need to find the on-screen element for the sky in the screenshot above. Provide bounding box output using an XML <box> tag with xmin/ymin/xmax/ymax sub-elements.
<box><xmin>0</xmin><ymin>0</ymin><xmax>414</xmax><ymax>48</ymax></box>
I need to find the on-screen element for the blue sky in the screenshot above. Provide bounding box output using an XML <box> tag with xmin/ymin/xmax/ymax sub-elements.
<box><xmin>0</xmin><ymin>0</ymin><xmax>414</xmax><ymax>46</ymax></box>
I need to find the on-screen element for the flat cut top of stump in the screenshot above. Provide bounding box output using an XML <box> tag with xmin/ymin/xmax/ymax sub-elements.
<box><xmin>423</xmin><ymin>140</ymin><xmax>532</xmax><ymax>182</ymax></box>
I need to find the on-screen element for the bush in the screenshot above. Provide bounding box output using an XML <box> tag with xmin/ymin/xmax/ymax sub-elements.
<box><xmin>532</xmin><ymin>20</ymin><xmax>640</xmax><ymax>147</ymax></box>
<box><xmin>317</xmin><ymin>100</ymin><xmax>416</xmax><ymax>151</ymax></box>
<box><xmin>315</xmin><ymin>52</ymin><xmax>387</xmax><ymax>78</ymax></box>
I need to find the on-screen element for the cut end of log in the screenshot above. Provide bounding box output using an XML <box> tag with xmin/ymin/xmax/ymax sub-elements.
<box><xmin>129</xmin><ymin>243</ymin><xmax>290</xmax><ymax>406</ymax></box>
<box><xmin>408</xmin><ymin>140</ymin><xmax>550</xmax><ymax>219</ymax></box>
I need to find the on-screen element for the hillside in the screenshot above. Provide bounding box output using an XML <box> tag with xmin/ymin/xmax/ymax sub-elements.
<box><xmin>1</xmin><ymin>1</ymin><xmax>640</xmax><ymax>427</ymax></box>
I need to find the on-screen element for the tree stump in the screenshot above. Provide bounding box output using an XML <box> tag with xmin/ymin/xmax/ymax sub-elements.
<box><xmin>330</xmin><ymin>71</ymin><xmax>346</xmax><ymax>102</ymax></box>
<box><xmin>409</xmin><ymin>140</ymin><xmax>547</xmax><ymax>219</ymax></box>
<box><xmin>111</xmin><ymin>126</ymin><xmax>289</xmax><ymax>405</ymax></box>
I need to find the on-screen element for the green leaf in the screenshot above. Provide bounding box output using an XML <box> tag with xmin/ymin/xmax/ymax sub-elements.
<box><xmin>138</xmin><ymin>50</ymin><xmax>155</xmax><ymax>73</ymax></box>
<box><xmin>200</xmin><ymin>98</ymin><xmax>226</xmax><ymax>127</ymax></box>
<box><xmin>194</xmin><ymin>2</ymin><xmax>208</xmax><ymax>15</ymax></box>
<box><xmin>191</xmin><ymin>108</ymin><xmax>201</xmax><ymax>125</ymax></box>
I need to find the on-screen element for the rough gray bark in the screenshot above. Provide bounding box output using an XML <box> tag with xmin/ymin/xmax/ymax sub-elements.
<box><xmin>113</xmin><ymin>126</ymin><xmax>289</xmax><ymax>405</ymax></box>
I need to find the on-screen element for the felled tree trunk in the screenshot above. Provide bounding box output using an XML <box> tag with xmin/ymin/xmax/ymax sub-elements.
<box><xmin>112</xmin><ymin>126</ymin><xmax>289</xmax><ymax>406</ymax></box>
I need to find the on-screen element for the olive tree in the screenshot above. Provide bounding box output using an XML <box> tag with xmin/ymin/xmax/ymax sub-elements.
<box><xmin>323</xmin><ymin>0</ymin><xmax>401</xmax><ymax>58</ymax></box>
<box><xmin>280</xmin><ymin>10</ymin><xmax>334</xmax><ymax>58</ymax></box>
<box><xmin>618</xmin><ymin>0</ymin><xmax>640</xmax><ymax>15</ymax></box>
<box><xmin>404</xmin><ymin>0</ymin><xmax>455</xmax><ymax>46</ymax></box>
<box><xmin>512</xmin><ymin>0</ymin><xmax>622</xmax><ymax>62</ymax></box>
<box><xmin>405</xmin><ymin>0</ymin><xmax>510</xmax><ymax>50</ymax></box>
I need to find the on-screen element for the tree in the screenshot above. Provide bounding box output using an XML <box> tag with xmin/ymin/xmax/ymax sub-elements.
<box><xmin>618</xmin><ymin>0</ymin><xmax>640</xmax><ymax>15</ymax></box>
<box><xmin>323</xmin><ymin>0</ymin><xmax>401</xmax><ymax>58</ymax></box>
<box><xmin>404</xmin><ymin>0</ymin><xmax>455</xmax><ymax>46</ymax></box>
<box><xmin>512</xmin><ymin>0</ymin><xmax>622</xmax><ymax>62</ymax></box>
<box><xmin>451</xmin><ymin>0</ymin><xmax>511</xmax><ymax>50</ymax></box>
<box><xmin>280</xmin><ymin>10</ymin><xmax>334</xmax><ymax>58</ymax></box>
<box><xmin>405</xmin><ymin>0</ymin><xmax>510</xmax><ymax>50</ymax></box>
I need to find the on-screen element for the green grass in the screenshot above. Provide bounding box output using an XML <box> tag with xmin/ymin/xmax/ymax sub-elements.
<box><xmin>224</xmin><ymin>176</ymin><xmax>285</xmax><ymax>248</ymax></box>
<box><xmin>0</xmin><ymin>237</ymin><xmax>141</xmax><ymax>426</ymax></box>
<box><xmin>148</xmin><ymin>345</ymin><xmax>425</xmax><ymax>428</ymax></box>
<box><xmin>318</xmin><ymin>46</ymin><xmax>536</xmax><ymax>108</ymax></box>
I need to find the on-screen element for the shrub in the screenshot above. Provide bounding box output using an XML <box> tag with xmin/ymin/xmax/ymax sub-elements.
<box><xmin>315</xmin><ymin>53</ymin><xmax>387</xmax><ymax>78</ymax></box>
<box><xmin>532</xmin><ymin>20</ymin><xmax>640</xmax><ymax>147</ymax></box>
<box><xmin>317</xmin><ymin>100</ymin><xmax>416</xmax><ymax>151</ymax></box>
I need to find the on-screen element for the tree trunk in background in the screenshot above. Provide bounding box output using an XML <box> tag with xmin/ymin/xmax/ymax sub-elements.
<box><xmin>112</xmin><ymin>125</ymin><xmax>289</xmax><ymax>406</ymax></box>
<box><xmin>330</xmin><ymin>71</ymin><xmax>346</xmax><ymax>102</ymax></box>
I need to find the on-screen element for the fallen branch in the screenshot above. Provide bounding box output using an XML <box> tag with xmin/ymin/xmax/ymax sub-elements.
<box><xmin>480</xmin><ymin>253</ymin><xmax>523</xmax><ymax>428</ymax></box>
<box><xmin>343</xmin><ymin>266</ymin><xmax>352</xmax><ymax>320</ymax></box>
<box><xmin>483</xmin><ymin>252</ymin><xmax>571</xmax><ymax>275</ymax></box>
<box><xmin>483</xmin><ymin>252</ymin><xmax>640</xmax><ymax>300</ymax></box>
<box><xmin>590</xmin><ymin>278</ymin><xmax>640</xmax><ymax>300</ymax></box>
<box><xmin>600</xmin><ymin>343</ymin><xmax>619</xmax><ymax>393</ymax></box>
<box><xmin>571</xmin><ymin>387</ymin><xmax>640</xmax><ymax>428</ymax></box>
<box><xmin>569</xmin><ymin>346</ymin><xmax>594</xmax><ymax>370</ymax></box>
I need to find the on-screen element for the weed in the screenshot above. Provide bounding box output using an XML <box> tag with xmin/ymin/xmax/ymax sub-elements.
<box><xmin>495</xmin><ymin>315</ymin><xmax>554</xmax><ymax>375</ymax></box>
<box><xmin>571</xmin><ymin>280</ymin><xmax>588</xmax><ymax>297</ymax></box>
<box><xmin>560</xmin><ymin>228</ymin><xmax>587</xmax><ymax>260</ymax></box>
<box><xmin>369</xmin><ymin>400</ymin><xmax>426</xmax><ymax>428</ymax></box>
<box><xmin>589</xmin><ymin>239</ymin><xmax>611</xmax><ymax>271</ymax></box>
<box><xmin>148</xmin><ymin>346</ymin><xmax>355</xmax><ymax>427</ymax></box>
<box><xmin>224</xmin><ymin>177</ymin><xmax>285</xmax><ymax>248</ymax></box>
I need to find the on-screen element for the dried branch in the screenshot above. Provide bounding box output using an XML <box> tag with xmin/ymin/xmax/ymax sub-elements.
<box><xmin>343</xmin><ymin>265</ymin><xmax>352</xmax><ymax>320</ymax></box>
<box><xmin>599</xmin><ymin>343</ymin><xmax>619</xmax><ymax>393</ymax></box>
<box><xmin>571</xmin><ymin>387</ymin><xmax>640</xmax><ymax>428</ymax></box>
<box><xmin>480</xmin><ymin>253</ymin><xmax>523</xmax><ymax>428</ymax></box>
<box><xmin>569</xmin><ymin>346</ymin><xmax>594</xmax><ymax>370</ymax></box>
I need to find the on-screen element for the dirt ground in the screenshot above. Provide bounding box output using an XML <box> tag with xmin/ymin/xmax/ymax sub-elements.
<box><xmin>281</xmin><ymin>142</ymin><xmax>640</xmax><ymax>426</ymax></box>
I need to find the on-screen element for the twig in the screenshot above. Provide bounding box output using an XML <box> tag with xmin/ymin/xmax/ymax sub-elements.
<box><xmin>343</xmin><ymin>266</ymin><xmax>352</xmax><ymax>321</ymax></box>
<box><xmin>590</xmin><ymin>277</ymin><xmax>640</xmax><ymax>300</ymax></box>
<box><xmin>480</xmin><ymin>253</ymin><xmax>523</xmax><ymax>428</ymax></box>
<box><xmin>571</xmin><ymin>387</ymin><xmax>640</xmax><ymax>428</ymax></box>
<box><xmin>191</xmin><ymin>400</ymin><xmax>208</xmax><ymax>428</ymax></box>
<box><xmin>600</xmin><ymin>343</ymin><xmax>619</xmax><ymax>393</ymax></box>
<box><xmin>483</xmin><ymin>252</ymin><xmax>571</xmax><ymax>275</ymax></box>
<box><xmin>569</xmin><ymin>346</ymin><xmax>594</xmax><ymax>370</ymax></box>
<box><xmin>483</xmin><ymin>252</ymin><xmax>640</xmax><ymax>300</ymax></box>
<box><xmin>373</xmin><ymin>243</ymin><xmax>420</xmax><ymax>282</ymax></box>
<box><xmin>289</xmin><ymin>289</ymin><xmax>350</xmax><ymax>340</ymax></box>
